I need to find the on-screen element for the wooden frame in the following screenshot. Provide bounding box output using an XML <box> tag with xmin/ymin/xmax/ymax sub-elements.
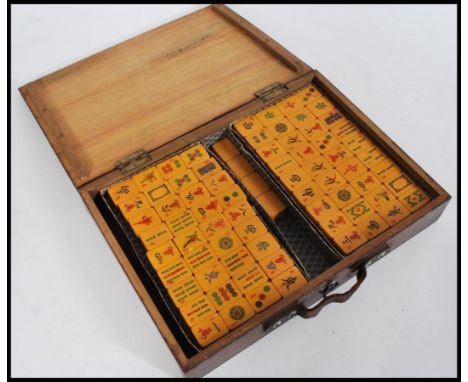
<box><xmin>19</xmin><ymin>4</ymin><xmax>450</xmax><ymax>377</ymax></box>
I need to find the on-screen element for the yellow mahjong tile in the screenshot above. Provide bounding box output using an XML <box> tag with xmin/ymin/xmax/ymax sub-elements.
<box><xmin>167</xmin><ymin>169</ymin><xmax>197</xmax><ymax>193</ymax></box>
<box><xmin>223</xmin><ymin>201</ymin><xmax>256</xmax><ymax>226</ymax></box>
<box><xmin>289</xmin><ymin>142</ymin><xmax>321</xmax><ymax>164</ymax></box>
<box><xmin>343</xmin><ymin>198</ymin><xmax>374</xmax><ymax>223</ymax></box>
<box><xmin>225</xmin><ymin>156</ymin><xmax>254</xmax><ymax>179</ymax></box>
<box><xmin>173</xmin><ymin>227</ymin><xmax>207</xmax><ymax>255</ymax></box>
<box><xmin>323</xmin><ymin>144</ymin><xmax>353</xmax><ymax>167</ymax></box>
<box><xmin>385</xmin><ymin>173</ymin><xmax>414</xmax><ymax>197</ymax></box>
<box><xmin>245</xmin><ymin>281</ymin><xmax>282</xmax><ymax>313</ymax></box>
<box><xmin>167</xmin><ymin>210</ymin><xmax>198</xmax><ymax>236</ymax></box>
<box><xmin>293</xmin><ymin>84</ymin><xmax>323</xmax><ymax>105</ymax></box>
<box><xmin>310</xmin><ymin>131</ymin><xmax>340</xmax><ymax>153</ymax></box>
<box><xmin>132</xmin><ymin>166</ymin><xmax>162</xmax><ymax>192</ymax></box>
<box><xmin>210</xmin><ymin>231</ymin><xmax>244</xmax><ymax>257</ymax></box>
<box><xmin>152</xmin><ymin>195</ymin><xmax>185</xmax><ymax>221</ymax></box>
<box><xmin>356</xmin><ymin>213</ymin><xmax>390</xmax><ymax>240</ymax></box>
<box><xmin>256</xmin><ymin>141</ymin><xmax>288</xmax><ymax>163</ymax></box>
<box><xmin>119</xmin><ymin>193</ymin><xmax>151</xmax><ymax>220</ymax></box>
<box><xmin>318</xmin><ymin>109</ymin><xmax>351</xmax><ymax>132</ymax></box>
<box><xmin>146</xmin><ymin>240</ymin><xmax>181</xmax><ymax>270</ymax></box>
<box><xmin>168</xmin><ymin>277</ymin><xmax>203</xmax><ymax>308</ymax></box>
<box><xmin>342</xmin><ymin>132</ymin><xmax>373</xmax><ymax>155</ymax></box>
<box><xmin>350</xmin><ymin>171</ymin><xmax>381</xmax><ymax>195</ymax></box>
<box><xmin>242</xmin><ymin>172</ymin><xmax>270</xmax><ymax>197</ymax></box>
<box><xmin>232</xmin><ymin>263</ymin><xmax>268</xmax><ymax>293</ymax></box>
<box><xmin>276</xmin><ymin>96</ymin><xmax>304</xmax><ymax>115</ymax></box>
<box><xmin>156</xmin><ymin>155</ymin><xmax>186</xmax><ymax>179</ymax></box>
<box><xmin>363</xmin><ymin>185</ymin><xmax>396</xmax><ymax>209</ymax></box>
<box><xmin>108</xmin><ymin>179</ymin><xmax>139</xmax><ymax>206</ymax></box>
<box><xmin>157</xmin><ymin>258</ymin><xmax>191</xmax><ymax>288</ymax></box>
<box><xmin>305</xmin><ymin>196</ymin><xmax>340</xmax><ymax>221</ymax></box>
<box><xmin>314</xmin><ymin>169</ymin><xmax>347</xmax><ymax>194</ymax></box>
<box><xmin>207</xmin><ymin>279</ymin><xmax>242</xmax><ymax>311</ymax></box>
<box><xmin>333</xmin><ymin>228</ymin><xmax>368</xmax><ymax>255</ymax></box>
<box><xmin>328</xmin><ymin>183</ymin><xmax>360</xmax><ymax>209</ymax></box>
<box><xmin>377</xmin><ymin>200</ymin><xmax>411</xmax><ymax>226</ymax></box>
<box><xmin>180</xmin><ymin>144</ymin><xmax>210</xmax><ymax>168</ymax></box>
<box><xmin>292</xmin><ymin>182</ymin><xmax>325</xmax><ymax>206</ymax></box>
<box><xmin>140</xmin><ymin>222</ymin><xmax>173</xmax><ymax>251</ymax></box>
<box><xmin>194</xmin><ymin>261</ymin><xmax>231</xmax><ymax>292</ymax></box>
<box><xmin>220</xmin><ymin>246</ymin><xmax>256</xmax><ymax>275</ymax></box>
<box><xmin>179</xmin><ymin>182</ymin><xmax>210</xmax><ymax>208</ymax></box>
<box><xmin>287</xmin><ymin>107</ymin><xmax>320</xmax><ymax>133</ymax></box>
<box><xmin>295</xmin><ymin>119</ymin><xmax>328</xmax><ymax>140</ymax></box>
<box><xmin>258</xmin><ymin>249</ymin><xmax>294</xmax><ymax>279</ymax></box>
<box><xmin>219</xmin><ymin>297</ymin><xmax>255</xmax><ymax>330</ymax></box>
<box><xmin>199</xmin><ymin>214</ymin><xmax>232</xmax><ymax>241</ymax></box>
<box><xmin>243</xmin><ymin>127</ymin><xmax>277</xmax><ymax>148</ymax></box>
<box><xmin>144</xmin><ymin>182</ymin><xmax>175</xmax><ymax>205</ymax></box>
<box><xmin>245</xmin><ymin>232</ymin><xmax>281</xmax><ymax>261</ymax></box>
<box><xmin>279</xmin><ymin>167</ymin><xmax>312</xmax><ymax>192</ymax></box>
<box><xmin>233</xmin><ymin>115</ymin><xmax>263</xmax><ymax>137</ymax></box>
<box><xmin>203</xmin><ymin>170</ymin><xmax>235</xmax><ymax>195</ymax></box>
<box><xmin>191</xmin><ymin>314</ymin><xmax>229</xmax><ymax>348</ymax></box>
<box><xmin>336</xmin><ymin>157</ymin><xmax>367</xmax><ymax>181</ymax></box>
<box><xmin>307</xmin><ymin>96</ymin><xmax>335</xmax><ymax>117</ymax></box>
<box><xmin>267</xmin><ymin>155</ymin><xmax>299</xmax><ymax>177</ymax></box>
<box><xmin>357</xmin><ymin>145</ymin><xmax>387</xmax><ymax>168</ymax></box>
<box><xmin>211</xmin><ymin>138</ymin><xmax>240</xmax><ymax>162</ymax></box>
<box><xmin>257</xmin><ymin>190</ymin><xmax>287</xmax><ymax>220</ymax></box>
<box><xmin>215</xmin><ymin>184</ymin><xmax>247</xmax><ymax>210</ymax></box>
<box><xmin>255</xmin><ymin>104</ymin><xmax>283</xmax><ymax>126</ymax></box>
<box><xmin>192</xmin><ymin>157</ymin><xmax>222</xmax><ymax>181</ymax></box>
<box><xmin>398</xmin><ymin>185</ymin><xmax>430</xmax><ymax>212</ymax></box>
<box><xmin>233</xmin><ymin>216</ymin><xmax>268</xmax><ymax>243</ymax></box>
<box><xmin>191</xmin><ymin>196</ymin><xmax>223</xmax><ymax>223</ymax></box>
<box><xmin>318</xmin><ymin>211</ymin><xmax>353</xmax><ymax>238</ymax></box>
<box><xmin>179</xmin><ymin>295</ymin><xmax>216</xmax><ymax>327</ymax></box>
<box><xmin>370</xmin><ymin>158</ymin><xmax>402</xmax><ymax>183</ymax></box>
<box><xmin>128</xmin><ymin>207</ymin><xmax>161</xmax><ymax>236</ymax></box>
<box><xmin>334</xmin><ymin>122</ymin><xmax>360</xmax><ymax>142</ymax></box>
<box><xmin>277</xmin><ymin>130</ymin><xmax>309</xmax><ymax>152</ymax></box>
<box><xmin>265</xmin><ymin>118</ymin><xmax>296</xmax><ymax>136</ymax></box>
<box><xmin>184</xmin><ymin>243</ymin><xmax>218</xmax><ymax>273</ymax></box>
<box><xmin>271</xmin><ymin>266</ymin><xmax>308</xmax><ymax>297</ymax></box>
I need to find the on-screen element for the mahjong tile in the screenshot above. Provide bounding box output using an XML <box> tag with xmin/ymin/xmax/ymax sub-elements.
<box><xmin>336</xmin><ymin>157</ymin><xmax>367</xmax><ymax>181</ymax></box>
<box><xmin>314</xmin><ymin>169</ymin><xmax>347</xmax><ymax>194</ymax></box>
<box><xmin>180</xmin><ymin>144</ymin><xmax>210</xmax><ymax>168</ymax></box>
<box><xmin>292</xmin><ymin>181</ymin><xmax>324</xmax><ymax>206</ymax></box>
<box><xmin>256</xmin><ymin>141</ymin><xmax>288</xmax><ymax>163</ymax></box>
<box><xmin>152</xmin><ymin>195</ymin><xmax>185</xmax><ymax>221</ymax></box>
<box><xmin>356</xmin><ymin>213</ymin><xmax>390</xmax><ymax>240</ymax></box>
<box><xmin>199</xmin><ymin>214</ymin><xmax>232</xmax><ymax>241</ymax></box>
<box><xmin>363</xmin><ymin>185</ymin><xmax>396</xmax><ymax>209</ymax></box>
<box><xmin>215</xmin><ymin>184</ymin><xmax>247</xmax><ymax>210</ymax></box>
<box><xmin>334</xmin><ymin>122</ymin><xmax>360</xmax><ymax>142</ymax></box>
<box><xmin>192</xmin><ymin>157</ymin><xmax>222</xmax><ymax>181</ymax></box>
<box><xmin>307</xmin><ymin>96</ymin><xmax>335</xmax><ymax>117</ymax></box>
<box><xmin>220</xmin><ymin>246</ymin><xmax>256</xmax><ymax>275</ymax></box>
<box><xmin>191</xmin><ymin>196</ymin><xmax>223</xmax><ymax>223</ymax></box>
<box><xmin>166</xmin><ymin>210</ymin><xmax>198</xmax><ymax>236</ymax></box>
<box><xmin>211</xmin><ymin>231</ymin><xmax>244</xmax><ymax>257</ymax></box>
<box><xmin>385</xmin><ymin>173</ymin><xmax>414</xmax><ymax>196</ymax></box>
<box><xmin>377</xmin><ymin>200</ymin><xmax>411</xmax><ymax>226</ymax></box>
<box><xmin>255</xmin><ymin>104</ymin><xmax>283</xmax><ymax>126</ymax></box>
<box><xmin>167</xmin><ymin>169</ymin><xmax>197</xmax><ymax>193</ymax></box>
<box><xmin>343</xmin><ymin>198</ymin><xmax>374</xmax><ymax>223</ymax></box>
<box><xmin>349</xmin><ymin>171</ymin><xmax>380</xmax><ymax>195</ymax></box>
<box><xmin>232</xmin><ymin>263</ymin><xmax>268</xmax><ymax>293</ymax></box>
<box><xmin>144</xmin><ymin>181</ymin><xmax>175</xmax><ymax>205</ymax></box>
<box><xmin>265</xmin><ymin>118</ymin><xmax>296</xmax><ymax>136</ymax></box>
<box><xmin>233</xmin><ymin>115</ymin><xmax>263</xmax><ymax>137</ymax></box>
<box><xmin>242</xmin><ymin>172</ymin><xmax>270</xmax><ymax>197</ymax></box>
<box><xmin>179</xmin><ymin>182</ymin><xmax>210</xmax><ymax>208</ymax></box>
<box><xmin>243</xmin><ymin>127</ymin><xmax>276</xmax><ymax>148</ymax></box>
<box><xmin>257</xmin><ymin>190</ymin><xmax>287</xmax><ymax>220</ymax></box>
<box><xmin>293</xmin><ymin>84</ymin><xmax>322</xmax><ymax>105</ymax></box>
<box><xmin>194</xmin><ymin>261</ymin><xmax>231</xmax><ymax>292</ymax></box>
<box><xmin>146</xmin><ymin>240</ymin><xmax>181</xmax><ymax>270</ymax></box>
<box><xmin>132</xmin><ymin>166</ymin><xmax>162</xmax><ymax>192</ymax></box>
<box><xmin>173</xmin><ymin>227</ymin><xmax>207</xmax><ymax>255</ymax></box>
<box><xmin>328</xmin><ymin>182</ymin><xmax>360</xmax><ymax>209</ymax></box>
<box><xmin>310</xmin><ymin>131</ymin><xmax>339</xmax><ymax>152</ymax></box>
<box><xmin>294</xmin><ymin>117</ymin><xmax>328</xmax><ymax>140</ymax></box>
<box><xmin>108</xmin><ymin>179</ymin><xmax>139</xmax><ymax>206</ymax></box>
<box><xmin>275</xmin><ymin>96</ymin><xmax>304</xmax><ymax>115</ymax></box>
<box><xmin>370</xmin><ymin>158</ymin><xmax>402</xmax><ymax>183</ymax></box>
<box><xmin>219</xmin><ymin>297</ymin><xmax>255</xmax><ymax>330</ymax></box>
<box><xmin>318</xmin><ymin>109</ymin><xmax>351</xmax><ymax>132</ymax></box>
<box><xmin>279</xmin><ymin>167</ymin><xmax>312</xmax><ymax>192</ymax></box>
<box><xmin>277</xmin><ymin>130</ymin><xmax>309</xmax><ymax>152</ymax></box>
<box><xmin>289</xmin><ymin>142</ymin><xmax>321</xmax><ymax>164</ymax></box>
<box><xmin>323</xmin><ymin>144</ymin><xmax>352</xmax><ymax>167</ymax></box>
<box><xmin>318</xmin><ymin>211</ymin><xmax>353</xmax><ymax>238</ymax></box>
<box><xmin>119</xmin><ymin>193</ymin><xmax>151</xmax><ymax>220</ymax></box>
<box><xmin>267</xmin><ymin>155</ymin><xmax>299</xmax><ymax>177</ymax></box>
<box><xmin>225</xmin><ymin>156</ymin><xmax>254</xmax><ymax>179</ymax></box>
<box><xmin>342</xmin><ymin>132</ymin><xmax>373</xmax><ymax>155</ymax></box>
<box><xmin>357</xmin><ymin>145</ymin><xmax>387</xmax><ymax>168</ymax></box>
<box><xmin>211</xmin><ymin>138</ymin><xmax>240</xmax><ymax>162</ymax></box>
<box><xmin>128</xmin><ymin>207</ymin><xmax>161</xmax><ymax>236</ymax></box>
<box><xmin>286</xmin><ymin>107</ymin><xmax>319</xmax><ymax>132</ymax></box>
<box><xmin>207</xmin><ymin>280</ymin><xmax>242</xmax><ymax>311</ymax></box>
<box><xmin>203</xmin><ymin>170</ymin><xmax>235</xmax><ymax>194</ymax></box>
<box><xmin>157</xmin><ymin>258</ymin><xmax>192</xmax><ymax>289</ymax></box>
<box><xmin>139</xmin><ymin>222</ymin><xmax>173</xmax><ymax>251</ymax></box>
<box><xmin>301</xmin><ymin>156</ymin><xmax>334</xmax><ymax>181</ymax></box>
<box><xmin>245</xmin><ymin>232</ymin><xmax>281</xmax><ymax>261</ymax></box>
<box><xmin>305</xmin><ymin>196</ymin><xmax>340</xmax><ymax>221</ymax></box>
<box><xmin>233</xmin><ymin>216</ymin><xmax>268</xmax><ymax>243</ymax></box>
<box><xmin>258</xmin><ymin>249</ymin><xmax>294</xmax><ymax>279</ymax></box>
<box><xmin>179</xmin><ymin>295</ymin><xmax>216</xmax><ymax>327</ymax></box>
<box><xmin>398</xmin><ymin>185</ymin><xmax>430</xmax><ymax>211</ymax></box>
<box><xmin>245</xmin><ymin>282</ymin><xmax>282</xmax><ymax>313</ymax></box>
<box><xmin>156</xmin><ymin>155</ymin><xmax>185</xmax><ymax>179</ymax></box>
<box><xmin>167</xmin><ymin>277</ymin><xmax>203</xmax><ymax>309</ymax></box>
<box><xmin>271</xmin><ymin>266</ymin><xmax>308</xmax><ymax>297</ymax></box>
<box><xmin>223</xmin><ymin>201</ymin><xmax>256</xmax><ymax>226</ymax></box>
<box><xmin>184</xmin><ymin>243</ymin><xmax>218</xmax><ymax>273</ymax></box>
<box><xmin>333</xmin><ymin>228</ymin><xmax>368</xmax><ymax>255</ymax></box>
<box><xmin>191</xmin><ymin>314</ymin><xmax>229</xmax><ymax>347</ymax></box>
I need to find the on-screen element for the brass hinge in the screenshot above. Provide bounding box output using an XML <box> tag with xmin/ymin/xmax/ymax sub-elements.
<box><xmin>255</xmin><ymin>82</ymin><xmax>288</xmax><ymax>101</ymax></box>
<box><xmin>115</xmin><ymin>149</ymin><xmax>152</xmax><ymax>175</ymax></box>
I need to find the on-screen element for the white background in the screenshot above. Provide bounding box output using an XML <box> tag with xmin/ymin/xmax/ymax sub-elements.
<box><xmin>10</xmin><ymin>4</ymin><xmax>457</xmax><ymax>378</ymax></box>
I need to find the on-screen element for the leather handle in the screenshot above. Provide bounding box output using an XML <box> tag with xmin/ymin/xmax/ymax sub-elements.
<box><xmin>297</xmin><ymin>264</ymin><xmax>367</xmax><ymax>319</ymax></box>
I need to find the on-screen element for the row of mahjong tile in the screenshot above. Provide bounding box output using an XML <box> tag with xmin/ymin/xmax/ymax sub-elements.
<box><xmin>232</xmin><ymin>86</ymin><xmax>430</xmax><ymax>254</ymax></box>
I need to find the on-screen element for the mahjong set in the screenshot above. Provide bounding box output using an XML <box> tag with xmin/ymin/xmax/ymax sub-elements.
<box><xmin>20</xmin><ymin>5</ymin><xmax>450</xmax><ymax>377</ymax></box>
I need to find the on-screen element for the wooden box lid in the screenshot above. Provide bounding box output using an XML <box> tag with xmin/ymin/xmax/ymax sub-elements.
<box><xmin>20</xmin><ymin>5</ymin><xmax>310</xmax><ymax>187</ymax></box>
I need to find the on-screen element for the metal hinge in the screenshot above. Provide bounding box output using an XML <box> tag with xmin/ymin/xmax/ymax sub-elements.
<box><xmin>255</xmin><ymin>82</ymin><xmax>288</xmax><ymax>102</ymax></box>
<box><xmin>115</xmin><ymin>149</ymin><xmax>152</xmax><ymax>175</ymax></box>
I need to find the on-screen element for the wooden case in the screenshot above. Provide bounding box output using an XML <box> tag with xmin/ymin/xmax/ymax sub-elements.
<box><xmin>19</xmin><ymin>5</ymin><xmax>450</xmax><ymax>377</ymax></box>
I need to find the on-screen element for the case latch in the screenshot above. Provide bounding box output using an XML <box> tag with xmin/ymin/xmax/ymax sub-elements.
<box><xmin>115</xmin><ymin>149</ymin><xmax>152</xmax><ymax>175</ymax></box>
<box><xmin>255</xmin><ymin>82</ymin><xmax>288</xmax><ymax>101</ymax></box>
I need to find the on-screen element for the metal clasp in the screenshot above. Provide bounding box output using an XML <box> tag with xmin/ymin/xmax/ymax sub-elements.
<box><xmin>115</xmin><ymin>149</ymin><xmax>151</xmax><ymax>175</ymax></box>
<box><xmin>255</xmin><ymin>82</ymin><xmax>288</xmax><ymax>101</ymax></box>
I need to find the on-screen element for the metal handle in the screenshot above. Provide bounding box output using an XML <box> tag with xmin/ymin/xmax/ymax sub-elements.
<box><xmin>297</xmin><ymin>264</ymin><xmax>367</xmax><ymax>319</ymax></box>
